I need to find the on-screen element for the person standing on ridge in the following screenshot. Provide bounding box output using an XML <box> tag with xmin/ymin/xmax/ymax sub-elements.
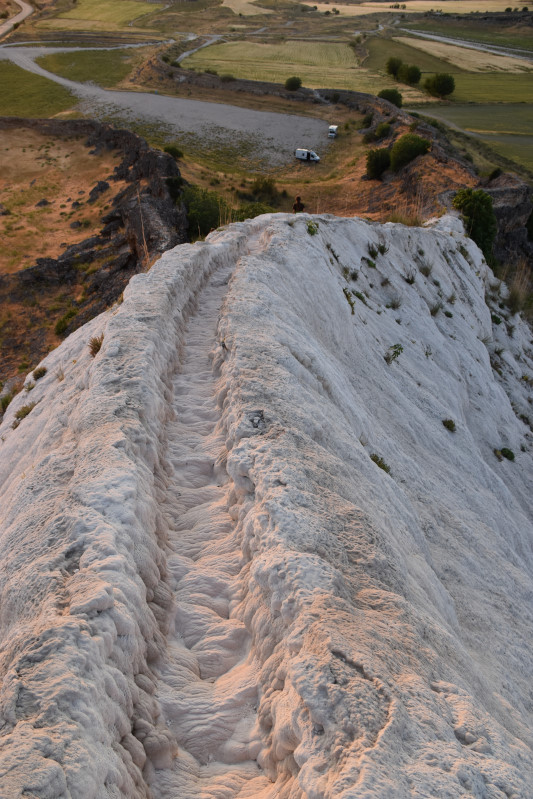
<box><xmin>293</xmin><ymin>196</ymin><xmax>305</xmax><ymax>213</ymax></box>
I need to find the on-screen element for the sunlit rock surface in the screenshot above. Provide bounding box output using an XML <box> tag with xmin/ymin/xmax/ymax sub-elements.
<box><xmin>0</xmin><ymin>213</ymin><xmax>532</xmax><ymax>798</ymax></box>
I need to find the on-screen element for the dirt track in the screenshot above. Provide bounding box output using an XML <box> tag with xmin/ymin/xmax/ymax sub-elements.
<box><xmin>0</xmin><ymin>44</ymin><xmax>329</xmax><ymax>165</ymax></box>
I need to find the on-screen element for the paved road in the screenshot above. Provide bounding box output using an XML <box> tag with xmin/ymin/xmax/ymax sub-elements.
<box><xmin>0</xmin><ymin>0</ymin><xmax>33</xmax><ymax>40</ymax></box>
<box><xmin>0</xmin><ymin>43</ymin><xmax>329</xmax><ymax>166</ymax></box>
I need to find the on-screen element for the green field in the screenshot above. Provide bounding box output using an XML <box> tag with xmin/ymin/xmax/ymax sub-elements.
<box><xmin>36</xmin><ymin>48</ymin><xmax>138</xmax><ymax>87</ymax></box>
<box><xmin>405</xmin><ymin>18</ymin><xmax>533</xmax><ymax>53</ymax></box>
<box><xmin>477</xmin><ymin>132</ymin><xmax>533</xmax><ymax>170</ymax></box>
<box><xmin>182</xmin><ymin>40</ymin><xmax>425</xmax><ymax>95</ymax></box>
<box><xmin>425</xmin><ymin>103</ymin><xmax>533</xmax><ymax>135</ymax></box>
<box><xmin>0</xmin><ymin>61</ymin><xmax>76</xmax><ymax>116</ymax></box>
<box><xmin>365</xmin><ymin>36</ymin><xmax>465</xmax><ymax>74</ymax></box>
<box><xmin>420</xmin><ymin>103</ymin><xmax>533</xmax><ymax>170</ymax></box>
<box><xmin>451</xmin><ymin>73</ymin><xmax>533</xmax><ymax>102</ymax></box>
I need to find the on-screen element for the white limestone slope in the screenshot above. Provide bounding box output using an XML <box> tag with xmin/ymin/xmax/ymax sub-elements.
<box><xmin>0</xmin><ymin>213</ymin><xmax>531</xmax><ymax>799</ymax></box>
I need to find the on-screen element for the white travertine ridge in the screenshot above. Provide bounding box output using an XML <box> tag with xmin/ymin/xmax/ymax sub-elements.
<box><xmin>0</xmin><ymin>214</ymin><xmax>531</xmax><ymax>798</ymax></box>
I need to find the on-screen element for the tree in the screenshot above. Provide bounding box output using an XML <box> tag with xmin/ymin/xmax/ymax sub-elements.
<box><xmin>424</xmin><ymin>73</ymin><xmax>455</xmax><ymax>97</ymax></box>
<box><xmin>386</xmin><ymin>57</ymin><xmax>402</xmax><ymax>77</ymax></box>
<box><xmin>366</xmin><ymin>148</ymin><xmax>391</xmax><ymax>179</ymax></box>
<box><xmin>452</xmin><ymin>188</ymin><xmax>497</xmax><ymax>260</ymax></box>
<box><xmin>182</xmin><ymin>185</ymin><xmax>228</xmax><ymax>238</ymax></box>
<box><xmin>390</xmin><ymin>133</ymin><xmax>430</xmax><ymax>171</ymax></box>
<box><xmin>378</xmin><ymin>88</ymin><xmax>402</xmax><ymax>107</ymax></box>
<box><xmin>285</xmin><ymin>76</ymin><xmax>302</xmax><ymax>91</ymax></box>
<box><xmin>406</xmin><ymin>64</ymin><xmax>421</xmax><ymax>84</ymax></box>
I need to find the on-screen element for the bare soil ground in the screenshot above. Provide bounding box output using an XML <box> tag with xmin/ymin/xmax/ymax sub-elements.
<box><xmin>0</xmin><ymin>128</ymin><xmax>126</xmax><ymax>273</ymax></box>
<box><xmin>0</xmin><ymin>0</ymin><xmax>19</xmax><ymax>21</ymax></box>
<box><xmin>0</xmin><ymin>128</ymin><xmax>130</xmax><ymax>381</ymax></box>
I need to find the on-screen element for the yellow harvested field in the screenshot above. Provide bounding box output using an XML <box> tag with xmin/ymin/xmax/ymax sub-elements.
<box><xmin>56</xmin><ymin>0</ymin><xmax>164</xmax><ymax>24</ymax></box>
<box><xmin>394</xmin><ymin>37</ymin><xmax>533</xmax><ymax>72</ymax></box>
<box><xmin>220</xmin><ymin>0</ymin><xmax>273</xmax><ymax>15</ymax></box>
<box><xmin>302</xmin><ymin>0</ymin><xmax>524</xmax><ymax>13</ymax></box>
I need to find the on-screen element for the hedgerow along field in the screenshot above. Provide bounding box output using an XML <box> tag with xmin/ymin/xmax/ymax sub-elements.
<box><xmin>0</xmin><ymin>60</ymin><xmax>76</xmax><ymax>116</ymax></box>
<box><xmin>181</xmin><ymin>40</ymin><xmax>428</xmax><ymax>99</ymax></box>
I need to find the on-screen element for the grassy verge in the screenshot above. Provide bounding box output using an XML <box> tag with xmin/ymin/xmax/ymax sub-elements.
<box><xmin>36</xmin><ymin>48</ymin><xmax>141</xmax><ymax>88</ymax></box>
<box><xmin>0</xmin><ymin>61</ymin><xmax>77</xmax><ymax>116</ymax></box>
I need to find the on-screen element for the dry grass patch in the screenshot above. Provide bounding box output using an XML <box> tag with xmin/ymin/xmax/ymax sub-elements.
<box><xmin>220</xmin><ymin>0</ymin><xmax>273</xmax><ymax>15</ymax></box>
<box><xmin>55</xmin><ymin>0</ymin><xmax>164</xmax><ymax>25</ymax></box>
<box><xmin>0</xmin><ymin>129</ymin><xmax>126</xmax><ymax>274</ymax></box>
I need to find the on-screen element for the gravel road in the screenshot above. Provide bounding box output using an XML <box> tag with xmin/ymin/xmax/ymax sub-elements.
<box><xmin>0</xmin><ymin>0</ymin><xmax>33</xmax><ymax>40</ymax></box>
<box><xmin>0</xmin><ymin>44</ymin><xmax>330</xmax><ymax>166</ymax></box>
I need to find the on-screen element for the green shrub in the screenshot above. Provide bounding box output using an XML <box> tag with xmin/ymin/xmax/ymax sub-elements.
<box><xmin>386</xmin><ymin>57</ymin><xmax>402</xmax><ymax>77</ymax></box>
<box><xmin>384</xmin><ymin>343</ymin><xmax>403</xmax><ymax>364</ymax></box>
<box><xmin>285</xmin><ymin>76</ymin><xmax>302</xmax><ymax>91</ymax></box>
<box><xmin>182</xmin><ymin>185</ymin><xmax>229</xmax><ymax>238</ymax></box>
<box><xmin>249</xmin><ymin>176</ymin><xmax>279</xmax><ymax>203</ymax></box>
<box><xmin>366</xmin><ymin>148</ymin><xmax>390</xmax><ymax>179</ymax></box>
<box><xmin>14</xmin><ymin>402</ymin><xmax>36</xmax><ymax>421</ymax></box>
<box><xmin>306</xmin><ymin>220</ymin><xmax>319</xmax><ymax>235</ymax></box>
<box><xmin>220</xmin><ymin>73</ymin><xmax>236</xmax><ymax>82</ymax></box>
<box><xmin>33</xmin><ymin>367</ymin><xmax>47</xmax><ymax>380</ymax></box>
<box><xmin>343</xmin><ymin>287</ymin><xmax>355</xmax><ymax>314</ymax></box>
<box><xmin>390</xmin><ymin>133</ymin><xmax>430</xmax><ymax>172</ymax></box>
<box><xmin>1</xmin><ymin>393</ymin><xmax>13</xmax><ymax>413</ymax></box>
<box><xmin>442</xmin><ymin>418</ymin><xmax>456</xmax><ymax>432</ymax></box>
<box><xmin>378</xmin><ymin>88</ymin><xmax>402</xmax><ymax>108</ymax></box>
<box><xmin>233</xmin><ymin>202</ymin><xmax>275</xmax><ymax>221</ymax></box>
<box><xmin>453</xmin><ymin>189</ymin><xmax>497</xmax><ymax>262</ymax></box>
<box><xmin>361</xmin><ymin>112</ymin><xmax>373</xmax><ymax>128</ymax></box>
<box><xmin>375</xmin><ymin>122</ymin><xmax>391</xmax><ymax>139</ymax></box>
<box><xmin>55</xmin><ymin>308</ymin><xmax>78</xmax><ymax>336</ymax></box>
<box><xmin>370</xmin><ymin>453</ymin><xmax>390</xmax><ymax>473</ymax></box>
<box><xmin>406</xmin><ymin>64</ymin><xmax>421</xmax><ymax>85</ymax></box>
<box><xmin>164</xmin><ymin>144</ymin><xmax>184</xmax><ymax>160</ymax></box>
<box><xmin>424</xmin><ymin>73</ymin><xmax>455</xmax><ymax>98</ymax></box>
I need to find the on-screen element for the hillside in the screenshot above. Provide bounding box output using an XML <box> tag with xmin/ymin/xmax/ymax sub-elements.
<box><xmin>0</xmin><ymin>213</ymin><xmax>532</xmax><ymax>798</ymax></box>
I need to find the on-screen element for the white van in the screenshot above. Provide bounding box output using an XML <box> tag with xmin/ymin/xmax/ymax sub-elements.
<box><xmin>295</xmin><ymin>148</ymin><xmax>320</xmax><ymax>162</ymax></box>
<box><xmin>328</xmin><ymin>125</ymin><xmax>338</xmax><ymax>138</ymax></box>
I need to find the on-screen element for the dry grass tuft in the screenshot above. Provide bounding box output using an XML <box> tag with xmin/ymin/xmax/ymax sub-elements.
<box><xmin>89</xmin><ymin>333</ymin><xmax>104</xmax><ymax>357</ymax></box>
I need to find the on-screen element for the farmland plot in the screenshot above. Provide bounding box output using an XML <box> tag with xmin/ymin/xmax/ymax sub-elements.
<box><xmin>39</xmin><ymin>0</ymin><xmax>165</xmax><ymax>29</ymax></box>
<box><xmin>394</xmin><ymin>36</ymin><xmax>533</xmax><ymax>72</ymax></box>
<box><xmin>182</xmin><ymin>40</ymin><xmax>427</xmax><ymax>97</ymax></box>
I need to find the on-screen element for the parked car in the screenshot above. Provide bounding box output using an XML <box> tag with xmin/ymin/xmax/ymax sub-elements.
<box><xmin>295</xmin><ymin>148</ymin><xmax>320</xmax><ymax>162</ymax></box>
<box><xmin>328</xmin><ymin>125</ymin><xmax>338</xmax><ymax>138</ymax></box>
